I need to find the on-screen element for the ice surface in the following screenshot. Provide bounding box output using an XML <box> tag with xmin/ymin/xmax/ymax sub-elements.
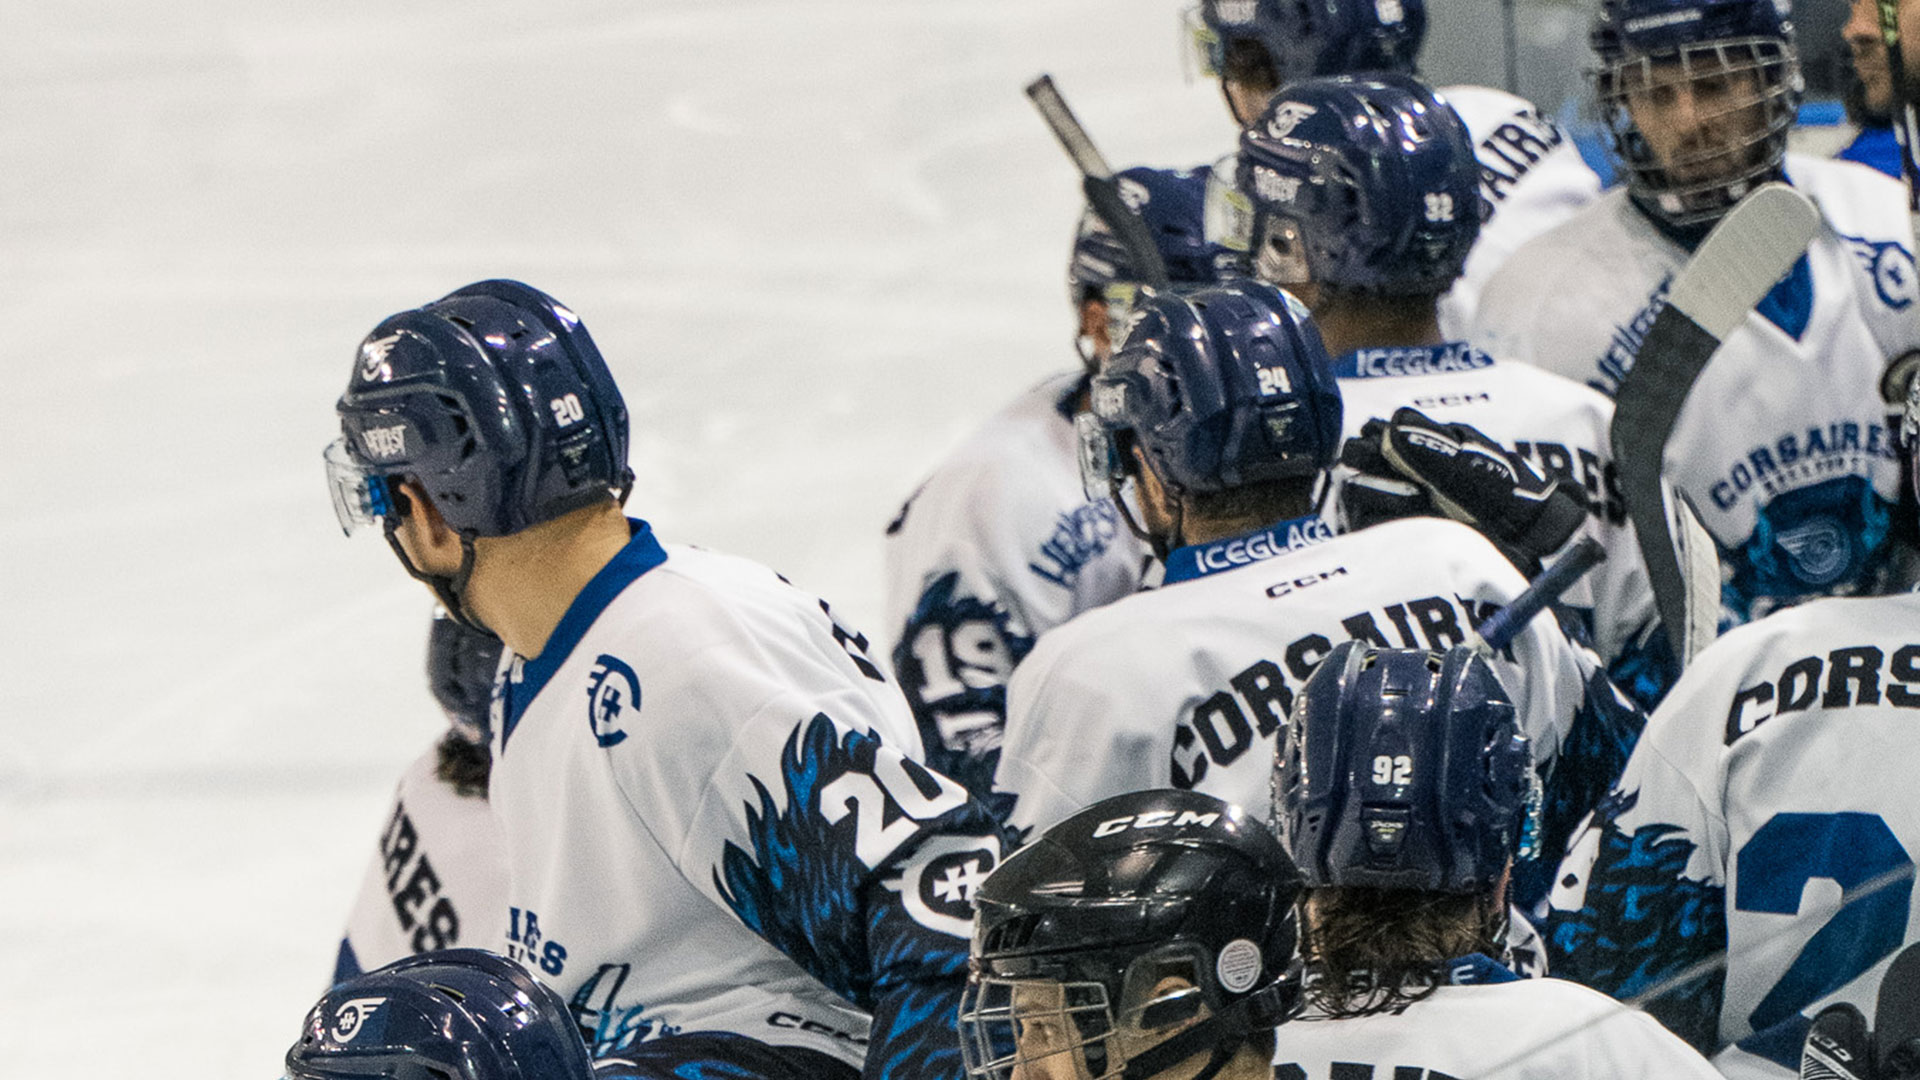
<box><xmin>0</xmin><ymin>2</ymin><xmax>1232</xmax><ymax>1075</ymax></box>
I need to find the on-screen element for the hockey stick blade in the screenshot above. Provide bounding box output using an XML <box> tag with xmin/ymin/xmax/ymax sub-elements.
<box><xmin>1473</xmin><ymin>536</ymin><xmax>1606</xmax><ymax>653</ymax></box>
<box><xmin>1611</xmin><ymin>182</ymin><xmax>1820</xmax><ymax>667</ymax></box>
<box><xmin>1876</xmin><ymin>942</ymin><xmax>1920</xmax><ymax>1077</ymax></box>
<box><xmin>1025</xmin><ymin>74</ymin><xmax>1173</xmax><ymax>291</ymax></box>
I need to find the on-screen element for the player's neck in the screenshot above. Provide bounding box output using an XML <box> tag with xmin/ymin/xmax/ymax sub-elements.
<box><xmin>1308</xmin><ymin>289</ymin><xmax>1445</xmax><ymax>356</ymax></box>
<box><xmin>464</xmin><ymin>502</ymin><xmax>635</xmax><ymax>659</ymax></box>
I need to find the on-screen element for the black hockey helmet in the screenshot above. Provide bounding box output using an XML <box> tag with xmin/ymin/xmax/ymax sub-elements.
<box><xmin>284</xmin><ymin>948</ymin><xmax>592</xmax><ymax>1080</ymax></box>
<box><xmin>959</xmin><ymin>790</ymin><xmax>1303</xmax><ymax>1080</ymax></box>
<box><xmin>1277</xmin><ymin>641</ymin><xmax>1536</xmax><ymax>895</ymax></box>
<box><xmin>426</xmin><ymin>606</ymin><xmax>503</xmax><ymax>746</ymax></box>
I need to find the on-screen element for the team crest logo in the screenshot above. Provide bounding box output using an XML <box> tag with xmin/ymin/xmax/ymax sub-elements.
<box><xmin>1776</xmin><ymin>518</ymin><xmax>1850</xmax><ymax>584</ymax></box>
<box><xmin>1265</xmin><ymin>102</ymin><xmax>1319</xmax><ymax>140</ymax></box>
<box><xmin>885</xmin><ymin>834</ymin><xmax>1001</xmax><ymax>938</ymax></box>
<box><xmin>330</xmin><ymin>997</ymin><xmax>387</xmax><ymax>1043</ymax></box>
<box><xmin>586</xmin><ymin>655</ymin><xmax>640</xmax><ymax>748</ymax></box>
<box><xmin>359</xmin><ymin>333</ymin><xmax>401</xmax><ymax>382</ymax></box>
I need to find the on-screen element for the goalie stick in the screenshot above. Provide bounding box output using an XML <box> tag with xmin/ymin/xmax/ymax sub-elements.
<box><xmin>1024</xmin><ymin>74</ymin><xmax>1172</xmax><ymax>292</ymax></box>
<box><xmin>1611</xmin><ymin>182</ymin><xmax>1821</xmax><ymax>669</ymax></box>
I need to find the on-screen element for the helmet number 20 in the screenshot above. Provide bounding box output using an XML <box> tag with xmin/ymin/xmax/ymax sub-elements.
<box><xmin>1372</xmin><ymin>754</ymin><xmax>1413</xmax><ymax>785</ymax></box>
<box><xmin>550</xmin><ymin>394</ymin><xmax>586</xmax><ymax>426</ymax></box>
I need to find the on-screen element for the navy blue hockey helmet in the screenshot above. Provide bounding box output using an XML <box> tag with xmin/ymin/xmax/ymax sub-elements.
<box><xmin>1069</xmin><ymin>165</ymin><xmax>1219</xmax><ymax>366</ymax></box>
<box><xmin>285</xmin><ymin>949</ymin><xmax>593</xmax><ymax>1080</ymax></box>
<box><xmin>1591</xmin><ymin>0</ymin><xmax>1800</xmax><ymax>226</ymax></box>
<box><xmin>1079</xmin><ymin>279</ymin><xmax>1342</xmax><ymax>505</ymax></box>
<box><xmin>427</xmin><ymin>606</ymin><xmax>503</xmax><ymax>746</ymax></box>
<box><xmin>1189</xmin><ymin>0</ymin><xmax>1426</xmax><ymax>101</ymax></box>
<box><xmin>959</xmin><ymin>790</ymin><xmax>1303</xmax><ymax>1080</ymax></box>
<box><xmin>1238</xmin><ymin>74</ymin><xmax>1480</xmax><ymax>298</ymax></box>
<box><xmin>1276</xmin><ymin>641</ymin><xmax>1535</xmax><ymax>895</ymax></box>
<box><xmin>326</xmin><ymin>279</ymin><xmax>634</xmax><ymax>626</ymax></box>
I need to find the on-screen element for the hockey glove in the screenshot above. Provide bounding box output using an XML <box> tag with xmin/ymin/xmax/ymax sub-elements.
<box><xmin>1803</xmin><ymin>1003</ymin><xmax>1876</xmax><ymax>1080</ymax></box>
<box><xmin>1336</xmin><ymin>418</ymin><xmax>1433</xmax><ymax>532</ymax></box>
<box><xmin>1375</xmin><ymin>407</ymin><xmax>1589</xmax><ymax>578</ymax></box>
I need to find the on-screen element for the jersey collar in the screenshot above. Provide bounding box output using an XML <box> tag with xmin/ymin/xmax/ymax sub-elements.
<box><xmin>1161</xmin><ymin>512</ymin><xmax>1333</xmax><ymax>585</ymax></box>
<box><xmin>1332</xmin><ymin>342</ymin><xmax>1494</xmax><ymax>379</ymax></box>
<box><xmin>499</xmin><ymin>518</ymin><xmax>668</xmax><ymax>749</ymax></box>
<box><xmin>1442</xmin><ymin>953</ymin><xmax>1521</xmax><ymax>986</ymax></box>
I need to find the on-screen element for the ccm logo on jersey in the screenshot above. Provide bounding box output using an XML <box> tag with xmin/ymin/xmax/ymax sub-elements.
<box><xmin>1093</xmin><ymin>809</ymin><xmax>1223</xmax><ymax>837</ymax></box>
<box><xmin>768</xmin><ymin>1013</ymin><xmax>870</xmax><ymax>1047</ymax></box>
<box><xmin>360</xmin><ymin>425</ymin><xmax>408</xmax><ymax>460</ymax></box>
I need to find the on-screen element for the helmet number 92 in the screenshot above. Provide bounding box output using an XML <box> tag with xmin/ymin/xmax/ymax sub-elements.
<box><xmin>550</xmin><ymin>393</ymin><xmax>586</xmax><ymax>427</ymax></box>
<box><xmin>1372</xmin><ymin>754</ymin><xmax>1413</xmax><ymax>785</ymax></box>
<box><xmin>1423</xmin><ymin>193</ymin><xmax>1455</xmax><ymax>223</ymax></box>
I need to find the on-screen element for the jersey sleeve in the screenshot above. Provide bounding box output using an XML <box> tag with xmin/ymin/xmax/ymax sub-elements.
<box><xmin>1542</xmin><ymin>662</ymin><xmax>1731</xmax><ymax>1054</ymax></box>
<box><xmin>608</xmin><ymin>590</ymin><xmax>1010</xmax><ymax>1080</ymax></box>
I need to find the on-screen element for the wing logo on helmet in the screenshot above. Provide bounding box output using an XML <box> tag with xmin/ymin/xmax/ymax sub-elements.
<box><xmin>359</xmin><ymin>424</ymin><xmax>407</xmax><ymax>461</ymax></box>
<box><xmin>358</xmin><ymin>333</ymin><xmax>402</xmax><ymax>382</ymax></box>
<box><xmin>330</xmin><ymin>997</ymin><xmax>387</xmax><ymax>1043</ymax></box>
<box><xmin>1265</xmin><ymin>102</ymin><xmax>1320</xmax><ymax>140</ymax></box>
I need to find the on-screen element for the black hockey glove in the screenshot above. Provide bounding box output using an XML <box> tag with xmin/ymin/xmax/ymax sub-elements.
<box><xmin>1374</xmin><ymin>407</ymin><xmax>1589</xmax><ymax>578</ymax></box>
<box><xmin>1336</xmin><ymin>418</ymin><xmax>1433</xmax><ymax>532</ymax></box>
<box><xmin>1804</xmin><ymin>1003</ymin><xmax>1877</xmax><ymax>1080</ymax></box>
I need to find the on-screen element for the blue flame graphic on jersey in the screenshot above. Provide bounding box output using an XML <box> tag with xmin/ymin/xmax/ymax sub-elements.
<box><xmin>569</xmin><ymin>962</ymin><xmax>683</xmax><ymax>1058</ymax></box>
<box><xmin>1519</xmin><ymin>646</ymin><xmax>1648</xmax><ymax>909</ymax></box>
<box><xmin>891</xmin><ymin>572</ymin><xmax>1033</xmax><ymax>813</ymax></box>
<box><xmin>1840</xmin><ymin>232</ymin><xmax>1916</xmax><ymax>311</ymax></box>
<box><xmin>1546</xmin><ymin>789</ymin><xmax>1727</xmax><ymax>1053</ymax></box>
<box><xmin>586</xmin><ymin>655</ymin><xmax>638</xmax><ymax>748</ymax></box>
<box><xmin>1727</xmin><ymin>476</ymin><xmax>1893</xmax><ymax>624</ymax></box>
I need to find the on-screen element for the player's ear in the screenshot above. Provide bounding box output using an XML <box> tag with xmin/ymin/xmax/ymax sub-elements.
<box><xmin>395</xmin><ymin>479</ymin><xmax>462</xmax><ymax>555</ymax></box>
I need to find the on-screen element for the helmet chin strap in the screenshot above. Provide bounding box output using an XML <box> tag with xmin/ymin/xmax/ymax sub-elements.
<box><xmin>383</xmin><ymin>517</ymin><xmax>496</xmax><ymax>640</ymax></box>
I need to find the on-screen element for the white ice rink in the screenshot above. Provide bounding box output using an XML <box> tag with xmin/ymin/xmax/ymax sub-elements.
<box><xmin>0</xmin><ymin>2</ymin><xmax>1506</xmax><ymax>1075</ymax></box>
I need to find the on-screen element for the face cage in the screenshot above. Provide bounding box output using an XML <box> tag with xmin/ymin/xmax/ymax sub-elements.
<box><xmin>1599</xmin><ymin>38</ymin><xmax>1798</xmax><ymax>226</ymax></box>
<box><xmin>325</xmin><ymin>437</ymin><xmax>398</xmax><ymax>537</ymax></box>
<box><xmin>958</xmin><ymin>955</ymin><xmax>1216</xmax><ymax>1080</ymax></box>
<box><xmin>1903</xmin><ymin>377</ymin><xmax>1920</xmax><ymax>507</ymax></box>
<box><xmin>1075</xmin><ymin>413</ymin><xmax>1152</xmax><ymax>543</ymax></box>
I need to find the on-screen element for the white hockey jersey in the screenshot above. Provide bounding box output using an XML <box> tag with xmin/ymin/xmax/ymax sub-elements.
<box><xmin>1272</xmin><ymin>955</ymin><xmax>1722</xmax><ymax>1079</ymax></box>
<box><xmin>882</xmin><ymin>372</ymin><xmax>1146</xmax><ymax>802</ymax></box>
<box><xmin>333</xmin><ymin>743</ymin><xmax>508</xmax><ymax>984</ymax></box>
<box><xmin>488</xmin><ymin>520</ymin><xmax>1005</xmax><ymax>1080</ymax></box>
<box><xmin>1544</xmin><ymin>591</ymin><xmax>1920</xmax><ymax>1080</ymax></box>
<box><xmin>995</xmin><ymin>514</ymin><xmax>1643</xmax><ymax>900</ymax></box>
<box><xmin>1330</xmin><ymin>342</ymin><xmax>1655</xmax><ymax>678</ymax></box>
<box><xmin>1205</xmin><ymin>85</ymin><xmax>1600</xmax><ymax>336</ymax></box>
<box><xmin>1435</xmin><ymin>85</ymin><xmax>1606</xmax><ymax>340</ymax></box>
<box><xmin>1472</xmin><ymin>155</ymin><xmax>1919</xmax><ymax>626</ymax></box>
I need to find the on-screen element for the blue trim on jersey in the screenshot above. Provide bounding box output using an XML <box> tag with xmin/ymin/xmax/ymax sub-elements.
<box><xmin>1333</xmin><ymin>342</ymin><xmax>1494</xmax><ymax>379</ymax></box>
<box><xmin>1161</xmin><ymin>513</ymin><xmax>1334</xmax><ymax>584</ymax></box>
<box><xmin>1755</xmin><ymin>254</ymin><xmax>1813</xmax><ymax>340</ymax></box>
<box><xmin>1839</xmin><ymin>125</ymin><xmax>1903</xmax><ymax>179</ymax></box>
<box><xmin>1797</xmin><ymin>100</ymin><xmax>1846</xmax><ymax>127</ymax></box>
<box><xmin>500</xmin><ymin>519</ymin><xmax>669</xmax><ymax>750</ymax></box>
<box><xmin>1443</xmin><ymin>953</ymin><xmax>1521</xmax><ymax>986</ymax></box>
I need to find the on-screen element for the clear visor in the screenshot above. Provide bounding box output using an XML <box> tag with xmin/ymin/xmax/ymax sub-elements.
<box><xmin>1205</xmin><ymin>158</ymin><xmax>1254</xmax><ymax>257</ymax></box>
<box><xmin>324</xmin><ymin>437</ymin><xmax>395</xmax><ymax>538</ymax></box>
<box><xmin>1182</xmin><ymin>4</ymin><xmax>1223</xmax><ymax>80</ymax></box>
<box><xmin>1076</xmin><ymin>411</ymin><xmax>1127</xmax><ymax>504</ymax></box>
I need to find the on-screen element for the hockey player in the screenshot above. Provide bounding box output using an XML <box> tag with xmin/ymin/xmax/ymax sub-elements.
<box><xmin>1269</xmin><ymin>640</ymin><xmax>1723</xmax><ymax>1077</ymax></box>
<box><xmin>1187</xmin><ymin>0</ymin><xmax>1603</xmax><ymax>336</ymax></box>
<box><xmin>1472</xmin><ymin>0</ymin><xmax>1920</xmax><ymax>629</ymax></box>
<box><xmin>1540</xmin><ymin>385</ymin><xmax>1920</xmax><ymax>1080</ymax></box>
<box><xmin>324</xmin><ymin>280</ymin><xmax>1009</xmax><ymax>1080</ymax></box>
<box><xmin>882</xmin><ymin>166</ymin><xmax>1214</xmax><ymax>802</ymax></box>
<box><xmin>1233</xmin><ymin>72</ymin><xmax>1665</xmax><ymax>703</ymax></box>
<box><xmin>957</xmin><ymin>789</ymin><xmax>1305</xmax><ymax>1080</ymax></box>
<box><xmin>992</xmin><ymin>279</ymin><xmax>1642</xmax><ymax>910</ymax></box>
<box><xmin>287</xmin><ymin>948</ymin><xmax>596</xmax><ymax>1080</ymax></box>
<box><xmin>1839</xmin><ymin>0</ymin><xmax>1901</xmax><ymax>178</ymax></box>
<box><xmin>333</xmin><ymin>608</ymin><xmax>508</xmax><ymax>983</ymax></box>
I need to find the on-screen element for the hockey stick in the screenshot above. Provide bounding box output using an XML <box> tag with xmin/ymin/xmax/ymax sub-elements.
<box><xmin>1877</xmin><ymin>942</ymin><xmax>1920</xmax><ymax>1076</ymax></box>
<box><xmin>1024</xmin><ymin>74</ymin><xmax>1173</xmax><ymax>291</ymax></box>
<box><xmin>1610</xmin><ymin>182</ymin><xmax>1821</xmax><ymax>669</ymax></box>
<box><xmin>1472</xmin><ymin>536</ymin><xmax>1607</xmax><ymax>653</ymax></box>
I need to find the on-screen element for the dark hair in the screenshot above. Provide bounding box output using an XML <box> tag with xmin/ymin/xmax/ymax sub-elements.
<box><xmin>1180</xmin><ymin>475</ymin><xmax>1319</xmax><ymax>530</ymax></box>
<box><xmin>434</xmin><ymin>728</ymin><xmax>491</xmax><ymax>798</ymax></box>
<box><xmin>1301</xmin><ymin>887</ymin><xmax>1504</xmax><ymax>1017</ymax></box>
